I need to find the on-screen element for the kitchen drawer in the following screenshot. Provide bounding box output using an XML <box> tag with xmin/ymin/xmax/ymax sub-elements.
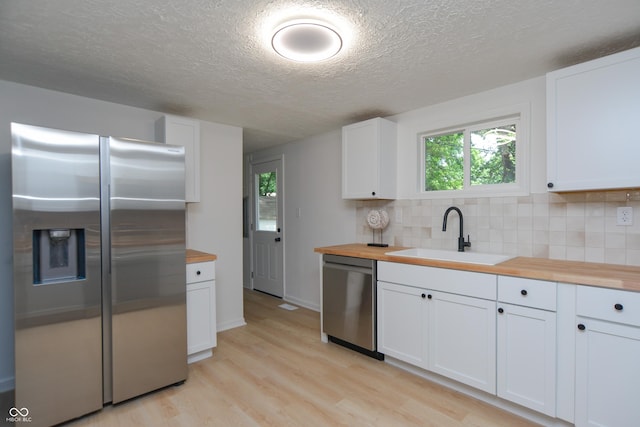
<box><xmin>498</xmin><ymin>276</ymin><xmax>557</xmax><ymax>311</ymax></box>
<box><xmin>186</xmin><ymin>261</ymin><xmax>215</xmax><ymax>284</ymax></box>
<box><xmin>577</xmin><ymin>286</ymin><xmax>640</xmax><ymax>327</ymax></box>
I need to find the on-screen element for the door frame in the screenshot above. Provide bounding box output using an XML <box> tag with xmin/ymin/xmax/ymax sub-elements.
<box><xmin>249</xmin><ymin>154</ymin><xmax>285</xmax><ymax>297</ymax></box>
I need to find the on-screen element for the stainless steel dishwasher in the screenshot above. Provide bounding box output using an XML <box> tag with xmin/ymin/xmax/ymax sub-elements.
<box><xmin>322</xmin><ymin>254</ymin><xmax>383</xmax><ymax>359</ymax></box>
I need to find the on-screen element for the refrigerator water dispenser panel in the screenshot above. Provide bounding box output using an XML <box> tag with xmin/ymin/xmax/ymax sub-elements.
<box><xmin>33</xmin><ymin>228</ymin><xmax>86</xmax><ymax>284</ymax></box>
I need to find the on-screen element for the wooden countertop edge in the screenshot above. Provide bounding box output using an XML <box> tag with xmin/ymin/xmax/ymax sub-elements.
<box><xmin>186</xmin><ymin>249</ymin><xmax>217</xmax><ymax>263</ymax></box>
<box><xmin>314</xmin><ymin>244</ymin><xmax>640</xmax><ymax>292</ymax></box>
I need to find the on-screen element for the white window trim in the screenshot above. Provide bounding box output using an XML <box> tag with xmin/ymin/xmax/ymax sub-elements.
<box><xmin>417</xmin><ymin>103</ymin><xmax>530</xmax><ymax>199</ymax></box>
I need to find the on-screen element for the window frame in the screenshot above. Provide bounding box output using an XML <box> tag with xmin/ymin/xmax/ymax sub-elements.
<box><xmin>418</xmin><ymin>109</ymin><xmax>529</xmax><ymax>198</ymax></box>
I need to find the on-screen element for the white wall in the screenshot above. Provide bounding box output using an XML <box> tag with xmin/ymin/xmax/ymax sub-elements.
<box><xmin>394</xmin><ymin>76</ymin><xmax>548</xmax><ymax>197</ymax></box>
<box><xmin>243</xmin><ymin>77</ymin><xmax>546</xmax><ymax>311</ymax></box>
<box><xmin>187</xmin><ymin>121</ymin><xmax>245</xmax><ymax>331</ymax></box>
<box><xmin>247</xmin><ymin>130</ymin><xmax>356</xmax><ymax>310</ymax></box>
<box><xmin>0</xmin><ymin>80</ymin><xmax>244</xmax><ymax>391</ymax></box>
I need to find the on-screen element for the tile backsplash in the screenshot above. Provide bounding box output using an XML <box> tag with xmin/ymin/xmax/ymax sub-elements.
<box><xmin>357</xmin><ymin>190</ymin><xmax>640</xmax><ymax>266</ymax></box>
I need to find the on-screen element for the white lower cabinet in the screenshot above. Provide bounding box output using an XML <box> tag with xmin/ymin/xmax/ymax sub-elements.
<box><xmin>377</xmin><ymin>261</ymin><xmax>497</xmax><ymax>393</ymax></box>
<box><xmin>497</xmin><ymin>277</ymin><xmax>557</xmax><ymax>417</ymax></box>
<box><xmin>497</xmin><ymin>303</ymin><xmax>556</xmax><ymax>416</ymax></box>
<box><xmin>377</xmin><ymin>281</ymin><xmax>428</xmax><ymax>367</ymax></box>
<box><xmin>186</xmin><ymin>261</ymin><xmax>217</xmax><ymax>363</ymax></box>
<box><xmin>575</xmin><ymin>286</ymin><xmax>640</xmax><ymax>426</ymax></box>
<box><xmin>429</xmin><ymin>291</ymin><xmax>496</xmax><ymax>393</ymax></box>
<box><xmin>377</xmin><ymin>261</ymin><xmax>640</xmax><ymax>424</ymax></box>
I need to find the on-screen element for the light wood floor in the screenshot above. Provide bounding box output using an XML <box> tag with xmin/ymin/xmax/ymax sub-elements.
<box><xmin>68</xmin><ymin>290</ymin><xmax>538</xmax><ymax>426</ymax></box>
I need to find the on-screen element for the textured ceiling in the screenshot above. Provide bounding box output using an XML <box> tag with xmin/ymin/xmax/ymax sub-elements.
<box><xmin>1</xmin><ymin>0</ymin><xmax>639</xmax><ymax>152</ymax></box>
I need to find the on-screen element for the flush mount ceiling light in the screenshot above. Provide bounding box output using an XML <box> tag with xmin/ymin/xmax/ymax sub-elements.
<box><xmin>271</xmin><ymin>20</ymin><xmax>343</xmax><ymax>62</ymax></box>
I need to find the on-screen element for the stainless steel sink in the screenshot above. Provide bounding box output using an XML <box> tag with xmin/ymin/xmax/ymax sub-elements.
<box><xmin>385</xmin><ymin>248</ymin><xmax>514</xmax><ymax>265</ymax></box>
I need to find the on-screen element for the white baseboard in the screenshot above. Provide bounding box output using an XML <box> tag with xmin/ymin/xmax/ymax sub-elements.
<box><xmin>283</xmin><ymin>295</ymin><xmax>319</xmax><ymax>312</ymax></box>
<box><xmin>217</xmin><ymin>317</ymin><xmax>246</xmax><ymax>332</ymax></box>
<box><xmin>187</xmin><ymin>349</ymin><xmax>212</xmax><ymax>364</ymax></box>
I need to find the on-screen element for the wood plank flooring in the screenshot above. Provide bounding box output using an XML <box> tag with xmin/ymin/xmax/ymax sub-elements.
<box><xmin>67</xmin><ymin>290</ymin><xmax>538</xmax><ymax>426</ymax></box>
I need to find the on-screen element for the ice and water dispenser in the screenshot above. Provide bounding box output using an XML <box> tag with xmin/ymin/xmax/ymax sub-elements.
<box><xmin>32</xmin><ymin>228</ymin><xmax>86</xmax><ymax>284</ymax></box>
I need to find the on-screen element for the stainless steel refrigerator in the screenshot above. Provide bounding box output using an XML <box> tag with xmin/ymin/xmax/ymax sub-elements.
<box><xmin>11</xmin><ymin>123</ymin><xmax>187</xmax><ymax>427</ymax></box>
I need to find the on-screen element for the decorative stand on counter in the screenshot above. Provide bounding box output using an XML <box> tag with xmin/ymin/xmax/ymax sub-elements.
<box><xmin>366</xmin><ymin>209</ymin><xmax>390</xmax><ymax>247</ymax></box>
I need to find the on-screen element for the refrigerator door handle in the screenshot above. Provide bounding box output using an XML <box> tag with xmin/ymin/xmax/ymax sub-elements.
<box><xmin>106</xmin><ymin>183</ymin><xmax>111</xmax><ymax>275</ymax></box>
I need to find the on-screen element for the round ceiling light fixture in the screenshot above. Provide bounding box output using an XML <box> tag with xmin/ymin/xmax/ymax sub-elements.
<box><xmin>271</xmin><ymin>20</ymin><xmax>343</xmax><ymax>62</ymax></box>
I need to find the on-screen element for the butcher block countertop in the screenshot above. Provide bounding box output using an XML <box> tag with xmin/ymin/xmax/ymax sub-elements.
<box><xmin>186</xmin><ymin>249</ymin><xmax>217</xmax><ymax>264</ymax></box>
<box><xmin>315</xmin><ymin>243</ymin><xmax>640</xmax><ymax>292</ymax></box>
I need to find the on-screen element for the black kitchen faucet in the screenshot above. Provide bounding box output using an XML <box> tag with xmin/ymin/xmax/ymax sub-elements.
<box><xmin>442</xmin><ymin>206</ymin><xmax>471</xmax><ymax>252</ymax></box>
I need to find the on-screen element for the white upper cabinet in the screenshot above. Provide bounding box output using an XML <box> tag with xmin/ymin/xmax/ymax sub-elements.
<box><xmin>156</xmin><ymin>115</ymin><xmax>201</xmax><ymax>202</ymax></box>
<box><xmin>342</xmin><ymin>117</ymin><xmax>397</xmax><ymax>199</ymax></box>
<box><xmin>546</xmin><ymin>47</ymin><xmax>640</xmax><ymax>192</ymax></box>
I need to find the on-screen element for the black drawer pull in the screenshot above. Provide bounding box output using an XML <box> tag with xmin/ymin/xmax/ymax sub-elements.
<box><xmin>578</xmin><ymin>324</ymin><xmax>586</xmax><ymax>331</ymax></box>
<box><xmin>196</xmin><ymin>270</ymin><xmax>201</xmax><ymax>275</ymax></box>
<box><xmin>521</xmin><ymin>289</ymin><xmax>528</xmax><ymax>296</ymax></box>
<box><xmin>498</xmin><ymin>307</ymin><xmax>504</xmax><ymax>314</ymax></box>
<box><xmin>427</xmin><ymin>294</ymin><xmax>432</xmax><ymax>300</ymax></box>
<box><xmin>614</xmin><ymin>303</ymin><xmax>624</xmax><ymax>311</ymax></box>
<box><xmin>421</xmin><ymin>293</ymin><xmax>426</xmax><ymax>299</ymax></box>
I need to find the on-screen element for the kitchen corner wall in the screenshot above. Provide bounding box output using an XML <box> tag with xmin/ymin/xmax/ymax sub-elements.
<box><xmin>357</xmin><ymin>75</ymin><xmax>640</xmax><ymax>267</ymax></box>
<box><xmin>186</xmin><ymin>120</ymin><xmax>245</xmax><ymax>331</ymax></box>
<box><xmin>244</xmin><ymin>73</ymin><xmax>640</xmax><ymax>316</ymax></box>
<box><xmin>246</xmin><ymin>129</ymin><xmax>357</xmax><ymax>310</ymax></box>
<box><xmin>357</xmin><ymin>190</ymin><xmax>640</xmax><ymax>266</ymax></box>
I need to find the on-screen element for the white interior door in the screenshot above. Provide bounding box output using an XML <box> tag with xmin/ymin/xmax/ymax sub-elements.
<box><xmin>251</xmin><ymin>158</ymin><xmax>284</xmax><ymax>297</ymax></box>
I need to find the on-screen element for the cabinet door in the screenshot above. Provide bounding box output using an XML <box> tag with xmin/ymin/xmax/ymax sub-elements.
<box><xmin>429</xmin><ymin>292</ymin><xmax>496</xmax><ymax>393</ymax></box>
<box><xmin>497</xmin><ymin>303</ymin><xmax>556</xmax><ymax>416</ymax></box>
<box><xmin>342</xmin><ymin>117</ymin><xmax>396</xmax><ymax>199</ymax></box>
<box><xmin>156</xmin><ymin>115</ymin><xmax>201</xmax><ymax>202</ymax></box>
<box><xmin>187</xmin><ymin>280</ymin><xmax>216</xmax><ymax>355</ymax></box>
<box><xmin>575</xmin><ymin>318</ymin><xmax>640</xmax><ymax>427</ymax></box>
<box><xmin>546</xmin><ymin>47</ymin><xmax>640</xmax><ymax>191</ymax></box>
<box><xmin>377</xmin><ymin>281</ymin><xmax>428</xmax><ymax>368</ymax></box>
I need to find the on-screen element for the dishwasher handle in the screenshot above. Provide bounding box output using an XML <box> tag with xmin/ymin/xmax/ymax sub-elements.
<box><xmin>323</xmin><ymin>262</ymin><xmax>373</xmax><ymax>276</ymax></box>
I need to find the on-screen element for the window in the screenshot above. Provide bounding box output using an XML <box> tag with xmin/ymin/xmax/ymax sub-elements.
<box><xmin>256</xmin><ymin>171</ymin><xmax>277</xmax><ymax>231</ymax></box>
<box><xmin>421</xmin><ymin>116</ymin><xmax>523</xmax><ymax>195</ymax></box>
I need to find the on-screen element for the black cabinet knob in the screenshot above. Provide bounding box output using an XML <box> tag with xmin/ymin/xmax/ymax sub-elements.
<box><xmin>521</xmin><ymin>289</ymin><xmax>528</xmax><ymax>296</ymax></box>
<box><xmin>614</xmin><ymin>303</ymin><xmax>624</xmax><ymax>311</ymax></box>
<box><xmin>427</xmin><ymin>294</ymin><xmax>432</xmax><ymax>300</ymax></box>
<box><xmin>371</xmin><ymin>191</ymin><xmax>376</xmax><ymax>196</ymax></box>
<box><xmin>498</xmin><ymin>307</ymin><xmax>504</xmax><ymax>314</ymax></box>
<box><xmin>547</xmin><ymin>182</ymin><xmax>554</xmax><ymax>188</ymax></box>
<box><xmin>421</xmin><ymin>293</ymin><xmax>426</xmax><ymax>299</ymax></box>
<box><xmin>578</xmin><ymin>324</ymin><xmax>586</xmax><ymax>331</ymax></box>
<box><xmin>196</xmin><ymin>270</ymin><xmax>201</xmax><ymax>275</ymax></box>
<box><xmin>275</xmin><ymin>237</ymin><xmax>281</xmax><ymax>242</ymax></box>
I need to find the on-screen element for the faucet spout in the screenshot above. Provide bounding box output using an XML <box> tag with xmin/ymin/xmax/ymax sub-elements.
<box><xmin>443</xmin><ymin>206</ymin><xmax>471</xmax><ymax>252</ymax></box>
